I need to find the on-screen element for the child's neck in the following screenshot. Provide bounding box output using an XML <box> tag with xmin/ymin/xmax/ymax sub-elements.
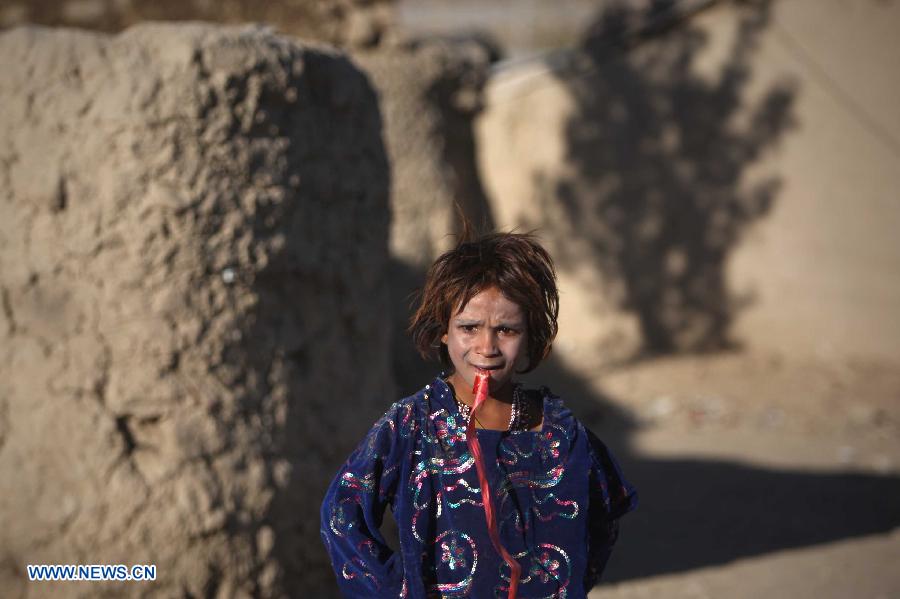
<box><xmin>447</xmin><ymin>373</ymin><xmax>514</xmax><ymax>406</ymax></box>
<box><xmin>447</xmin><ymin>374</ymin><xmax>518</xmax><ymax>430</ymax></box>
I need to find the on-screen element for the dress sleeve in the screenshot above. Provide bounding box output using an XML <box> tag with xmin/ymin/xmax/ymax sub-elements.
<box><xmin>583</xmin><ymin>427</ymin><xmax>638</xmax><ymax>591</ymax></box>
<box><xmin>320</xmin><ymin>401</ymin><xmax>411</xmax><ymax>598</ymax></box>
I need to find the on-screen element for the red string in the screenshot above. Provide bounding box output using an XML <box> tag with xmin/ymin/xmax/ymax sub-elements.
<box><xmin>465</xmin><ymin>372</ymin><xmax>521</xmax><ymax>599</ymax></box>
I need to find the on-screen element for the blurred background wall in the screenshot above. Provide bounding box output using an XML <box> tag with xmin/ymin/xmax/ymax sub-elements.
<box><xmin>0</xmin><ymin>0</ymin><xmax>394</xmax><ymax>47</ymax></box>
<box><xmin>1</xmin><ymin>0</ymin><xmax>899</xmax><ymax>597</ymax></box>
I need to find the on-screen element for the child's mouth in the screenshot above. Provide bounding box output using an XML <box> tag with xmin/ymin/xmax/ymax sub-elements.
<box><xmin>473</xmin><ymin>365</ymin><xmax>502</xmax><ymax>373</ymax></box>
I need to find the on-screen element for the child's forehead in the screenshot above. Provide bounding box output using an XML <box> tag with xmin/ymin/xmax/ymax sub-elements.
<box><xmin>451</xmin><ymin>287</ymin><xmax>524</xmax><ymax>318</ymax></box>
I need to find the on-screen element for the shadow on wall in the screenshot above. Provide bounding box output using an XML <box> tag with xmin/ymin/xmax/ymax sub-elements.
<box><xmin>546</xmin><ymin>0</ymin><xmax>796</xmax><ymax>354</ymax></box>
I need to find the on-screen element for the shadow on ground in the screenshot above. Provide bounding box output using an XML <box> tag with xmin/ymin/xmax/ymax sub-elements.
<box><xmin>527</xmin><ymin>355</ymin><xmax>900</xmax><ymax>582</ymax></box>
<box><xmin>606</xmin><ymin>454</ymin><xmax>900</xmax><ymax>581</ymax></box>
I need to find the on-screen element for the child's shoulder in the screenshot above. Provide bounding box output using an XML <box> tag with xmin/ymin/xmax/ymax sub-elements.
<box><xmin>402</xmin><ymin>376</ymin><xmax>457</xmax><ymax>416</ymax></box>
<box><xmin>521</xmin><ymin>383</ymin><xmax>578</xmax><ymax>428</ymax></box>
<box><xmin>368</xmin><ymin>379</ymin><xmax>439</xmax><ymax>436</ymax></box>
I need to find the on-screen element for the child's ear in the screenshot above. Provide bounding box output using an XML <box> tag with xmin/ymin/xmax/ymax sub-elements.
<box><xmin>440</xmin><ymin>333</ymin><xmax>448</xmax><ymax>345</ymax></box>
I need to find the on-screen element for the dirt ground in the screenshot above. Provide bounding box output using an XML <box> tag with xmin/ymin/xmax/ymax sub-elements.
<box><xmin>549</xmin><ymin>350</ymin><xmax>900</xmax><ymax>598</ymax></box>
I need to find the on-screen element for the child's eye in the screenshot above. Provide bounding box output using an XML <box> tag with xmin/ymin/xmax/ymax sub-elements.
<box><xmin>460</xmin><ymin>325</ymin><xmax>478</xmax><ymax>333</ymax></box>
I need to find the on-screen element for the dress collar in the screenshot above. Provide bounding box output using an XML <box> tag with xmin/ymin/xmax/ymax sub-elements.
<box><xmin>426</xmin><ymin>375</ymin><xmax>554</xmax><ymax>434</ymax></box>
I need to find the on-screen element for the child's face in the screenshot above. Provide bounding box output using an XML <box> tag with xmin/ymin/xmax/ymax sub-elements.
<box><xmin>441</xmin><ymin>286</ymin><xmax>528</xmax><ymax>393</ymax></box>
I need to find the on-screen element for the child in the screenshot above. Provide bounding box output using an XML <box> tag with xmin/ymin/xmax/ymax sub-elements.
<box><xmin>321</xmin><ymin>232</ymin><xmax>637</xmax><ymax>598</ymax></box>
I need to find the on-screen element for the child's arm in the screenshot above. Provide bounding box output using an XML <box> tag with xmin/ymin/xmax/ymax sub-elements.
<box><xmin>583</xmin><ymin>428</ymin><xmax>638</xmax><ymax>591</ymax></box>
<box><xmin>320</xmin><ymin>401</ymin><xmax>410</xmax><ymax>597</ymax></box>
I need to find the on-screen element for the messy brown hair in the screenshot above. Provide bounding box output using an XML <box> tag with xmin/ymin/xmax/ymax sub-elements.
<box><xmin>409</xmin><ymin>232</ymin><xmax>559</xmax><ymax>373</ymax></box>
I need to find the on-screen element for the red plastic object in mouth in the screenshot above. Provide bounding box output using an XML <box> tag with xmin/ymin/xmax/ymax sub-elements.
<box><xmin>465</xmin><ymin>372</ymin><xmax>520</xmax><ymax>598</ymax></box>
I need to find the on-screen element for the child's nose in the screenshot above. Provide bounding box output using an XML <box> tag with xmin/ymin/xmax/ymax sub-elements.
<box><xmin>476</xmin><ymin>330</ymin><xmax>499</xmax><ymax>355</ymax></box>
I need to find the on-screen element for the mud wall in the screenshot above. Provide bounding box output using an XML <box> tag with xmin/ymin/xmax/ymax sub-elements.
<box><xmin>358</xmin><ymin>45</ymin><xmax>462</xmax><ymax>269</ymax></box>
<box><xmin>0</xmin><ymin>0</ymin><xmax>395</xmax><ymax>48</ymax></box>
<box><xmin>0</xmin><ymin>23</ymin><xmax>392</xmax><ymax>597</ymax></box>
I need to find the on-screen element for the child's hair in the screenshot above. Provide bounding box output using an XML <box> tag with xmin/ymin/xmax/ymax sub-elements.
<box><xmin>409</xmin><ymin>232</ymin><xmax>559</xmax><ymax>373</ymax></box>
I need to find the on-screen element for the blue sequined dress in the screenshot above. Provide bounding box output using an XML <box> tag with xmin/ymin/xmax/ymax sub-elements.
<box><xmin>320</xmin><ymin>377</ymin><xmax>637</xmax><ymax>598</ymax></box>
